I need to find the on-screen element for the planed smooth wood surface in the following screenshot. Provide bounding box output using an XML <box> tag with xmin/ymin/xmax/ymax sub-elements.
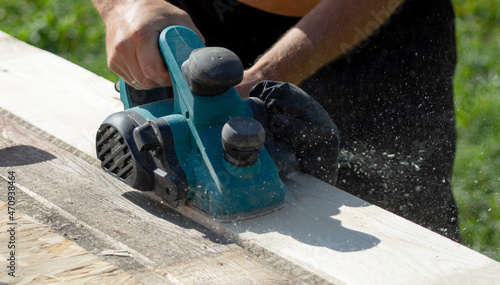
<box><xmin>0</xmin><ymin>31</ymin><xmax>122</xmax><ymax>158</ymax></box>
<box><xmin>229</xmin><ymin>172</ymin><xmax>500</xmax><ymax>284</ymax></box>
<box><xmin>1</xmin><ymin>30</ymin><xmax>500</xmax><ymax>284</ymax></box>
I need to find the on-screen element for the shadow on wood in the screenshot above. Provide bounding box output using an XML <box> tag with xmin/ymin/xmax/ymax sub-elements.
<box><xmin>0</xmin><ymin>145</ymin><xmax>56</xmax><ymax>166</ymax></box>
<box><xmin>228</xmin><ymin>173</ymin><xmax>381</xmax><ymax>253</ymax></box>
<box><xmin>121</xmin><ymin>190</ymin><xmax>233</xmax><ymax>245</ymax></box>
<box><xmin>123</xmin><ymin>172</ymin><xmax>381</xmax><ymax>253</ymax></box>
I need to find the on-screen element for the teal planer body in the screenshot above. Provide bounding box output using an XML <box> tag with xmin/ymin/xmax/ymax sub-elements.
<box><xmin>96</xmin><ymin>26</ymin><xmax>286</xmax><ymax>221</ymax></box>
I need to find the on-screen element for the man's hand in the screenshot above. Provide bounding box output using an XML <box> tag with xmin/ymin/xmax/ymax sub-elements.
<box><xmin>92</xmin><ymin>0</ymin><xmax>204</xmax><ymax>90</ymax></box>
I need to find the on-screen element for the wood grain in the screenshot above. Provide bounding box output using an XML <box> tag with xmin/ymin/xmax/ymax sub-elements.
<box><xmin>0</xmin><ymin>113</ymin><xmax>301</xmax><ymax>284</ymax></box>
<box><xmin>0</xmin><ymin>30</ymin><xmax>122</xmax><ymax>158</ymax></box>
<box><xmin>0</xmin><ymin>201</ymin><xmax>141</xmax><ymax>285</ymax></box>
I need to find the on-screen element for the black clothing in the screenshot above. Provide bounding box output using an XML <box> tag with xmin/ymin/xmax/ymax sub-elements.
<box><xmin>169</xmin><ymin>0</ymin><xmax>460</xmax><ymax>241</ymax></box>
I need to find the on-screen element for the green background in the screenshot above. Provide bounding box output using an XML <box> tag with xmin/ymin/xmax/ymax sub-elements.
<box><xmin>1</xmin><ymin>0</ymin><xmax>499</xmax><ymax>261</ymax></box>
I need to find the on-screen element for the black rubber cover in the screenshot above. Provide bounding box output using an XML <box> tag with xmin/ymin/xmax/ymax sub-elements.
<box><xmin>96</xmin><ymin>110</ymin><xmax>189</xmax><ymax>202</ymax></box>
<box><xmin>96</xmin><ymin>110</ymin><xmax>156</xmax><ymax>191</ymax></box>
<box><xmin>247</xmin><ymin>81</ymin><xmax>340</xmax><ymax>185</ymax></box>
<box><xmin>221</xmin><ymin>117</ymin><xmax>265</xmax><ymax>167</ymax></box>
<box><xmin>181</xmin><ymin>47</ymin><xmax>243</xmax><ymax>96</ymax></box>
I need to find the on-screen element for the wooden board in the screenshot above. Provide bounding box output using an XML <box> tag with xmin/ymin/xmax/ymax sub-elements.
<box><xmin>0</xmin><ymin>31</ymin><xmax>122</xmax><ymax>158</ymax></box>
<box><xmin>229</xmin><ymin>172</ymin><xmax>500</xmax><ymax>284</ymax></box>
<box><xmin>1</xmin><ymin>30</ymin><xmax>500</xmax><ymax>284</ymax></box>
<box><xmin>0</xmin><ymin>201</ymin><xmax>141</xmax><ymax>284</ymax></box>
<box><xmin>0</xmin><ymin>111</ymin><xmax>304</xmax><ymax>284</ymax></box>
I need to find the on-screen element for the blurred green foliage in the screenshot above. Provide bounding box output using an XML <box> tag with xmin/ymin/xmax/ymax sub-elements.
<box><xmin>0</xmin><ymin>0</ymin><xmax>117</xmax><ymax>81</ymax></box>
<box><xmin>452</xmin><ymin>0</ymin><xmax>500</xmax><ymax>260</ymax></box>
<box><xmin>1</xmin><ymin>0</ymin><xmax>499</xmax><ymax>261</ymax></box>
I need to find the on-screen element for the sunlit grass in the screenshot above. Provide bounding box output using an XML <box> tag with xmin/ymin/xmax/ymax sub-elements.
<box><xmin>452</xmin><ymin>0</ymin><xmax>500</xmax><ymax>261</ymax></box>
<box><xmin>0</xmin><ymin>0</ymin><xmax>116</xmax><ymax>82</ymax></box>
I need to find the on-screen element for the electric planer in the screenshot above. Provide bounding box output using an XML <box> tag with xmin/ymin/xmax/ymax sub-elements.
<box><xmin>95</xmin><ymin>26</ymin><xmax>339</xmax><ymax>221</ymax></box>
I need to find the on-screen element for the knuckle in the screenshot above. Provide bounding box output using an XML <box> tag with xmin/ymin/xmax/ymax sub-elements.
<box><xmin>141</xmin><ymin>64</ymin><xmax>158</xmax><ymax>79</ymax></box>
<box><xmin>142</xmin><ymin>63</ymin><xmax>169</xmax><ymax>85</ymax></box>
<box><xmin>107</xmin><ymin>59</ymin><xmax>115</xmax><ymax>71</ymax></box>
<box><xmin>114</xmin><ymin>38</ymin><xmax>129</xmax><ymax>56</ymax></box>
<box><xmin>107</xmin><ymin>58</ymin><xmax>120</xmax><ymax>75</ymax></box>
<box><xmin>130</xmin><ymin>28</ymin><xmax>150</xmax><ymax>45</ymax></box>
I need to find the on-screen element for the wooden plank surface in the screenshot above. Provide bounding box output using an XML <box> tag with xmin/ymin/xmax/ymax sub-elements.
<box><xmin>0</xmin><ymin>201</ymin><xmax>141</xmax><ymax>285</ymax></box>
<box><xmin>0</xmin><ymin>31</ymin><xmax>122</xmax><ymax>158</ymax></box>
<box><xmin>229</xmin><ymin>172</ymin><xmax>500</xmax><ymax>284</ymax></box>
<box><xmin>0</xmin><ymin>111</ymin><xmax>304</xmax><ymax>284</ymax></box>
<box><xmin>1</xmin><ymin>30</ymin><xmax>500</xmax><ymax>284</ymax></box>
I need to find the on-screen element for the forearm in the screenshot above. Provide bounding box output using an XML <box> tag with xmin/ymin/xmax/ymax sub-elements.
<box><xmin>246</xmin><ymin>0</ymin><xmax>405</xmax><ymax>86</ymax></box>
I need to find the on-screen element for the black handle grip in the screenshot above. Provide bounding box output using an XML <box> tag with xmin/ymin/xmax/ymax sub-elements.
<box><xmin>181</xmin><ymin>47</ymin><xmax>244</xmax><ymax>96</ymax></box>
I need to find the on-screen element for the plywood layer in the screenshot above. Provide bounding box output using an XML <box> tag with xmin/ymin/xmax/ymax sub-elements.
<box><xmin>0</xmin><ymin>202</ymin><xmax>141</xmax><ymax>284</ymax></box>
